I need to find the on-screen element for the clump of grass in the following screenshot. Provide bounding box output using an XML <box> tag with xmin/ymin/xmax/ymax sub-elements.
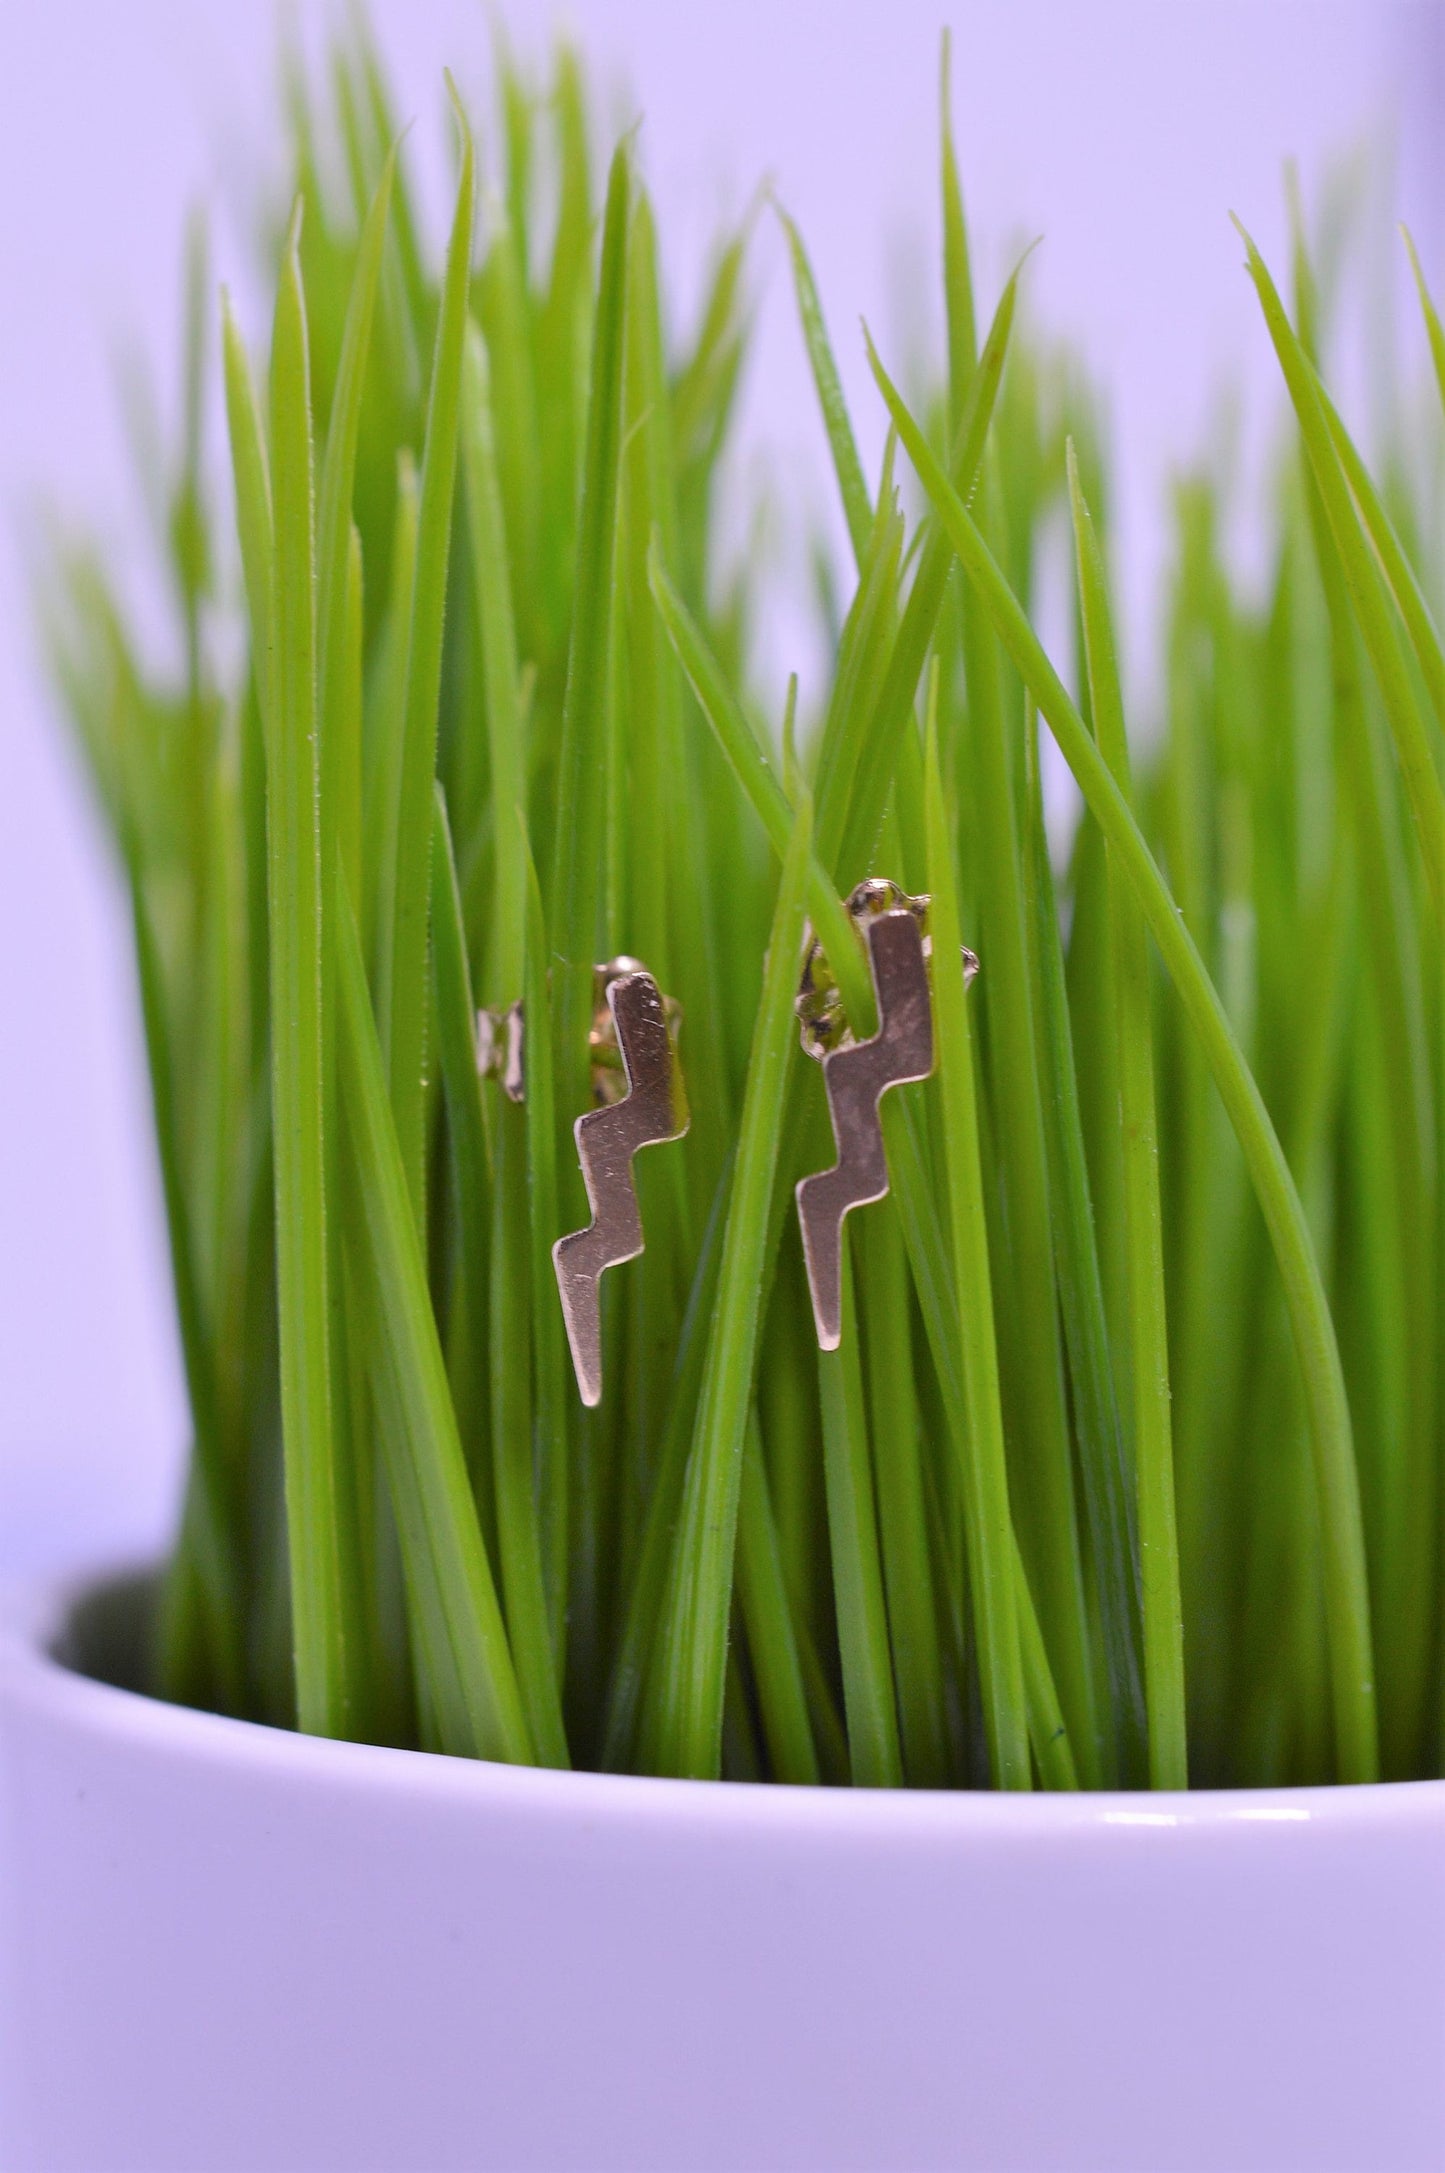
<box><xmin>47</xmin><ymin>23</ymin><xmax>1445</xmax><ymax>1789</ymax></box>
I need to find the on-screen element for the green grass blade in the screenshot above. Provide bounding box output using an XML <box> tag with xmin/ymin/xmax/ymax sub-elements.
<box><xmin>811</xmin><ymin>468</ymin><xmax>905</xmax><ymax>870</ymax></box>
<box><xmin>355</xmin><ymin>24</ymin><xmax>430</xmax><ymax>360</ymax></box>
<box><xmin>599</xmin><ymin>1143</ymin><xmax>733</xmax><ymax>1771</ymax></box>
<box><xmin>267</xmin><ymin>205</ymin><xmax>352</xmax><ymax>1738</ymax></box>
<box><xmin>648</xmin><ymin>541</ymin><xmax>876</xmax><ymax>1036</ymax></box>
<box><xmin>1236</xmin><ymin>222</ymin><xmax>1445</xmax><ymax>921</ymax></box>
<box><xmin>433</xmin><ymin>790</ymin><xmax>568</xmax><ymax>1768</ymax></box>
<box><xmin>775</xmin><ymin>201</ymin><xmax>872</xmax><ymax>569</ymax></box>
<box><xmin>737</xmin><ymin>1411</ymin><xmax>821</xmax><ymax>1784</ymax></box>
<box><xmin>126</xmin><ymin>856</ymin><xmax>243</xmax><ymax>1710</ymax></box>
<box><xmin>819</xmin><ymin>1247</ymin><xmax>904</xmax><ymax>1786</ymax></box>
<box><xmin>1403</xmin><ymin>226</ymin><xmax>1445</xmax><ymax>422</ymax></box>
<box><xmin>939</xmin><ymin>28</ymin><xmax>978</xmax><ymax>428</ymax></box>
<box><xmin>337</xmin><ymin>524</ymin><xmax>365</xmax><ymax>903</ymax></box>
<box><xmin>476</xmin><ymin>203</ymin><xmax>542</xmax><ymax>664</ymax></box>
<box><xmin>374</xmin><ymin>90</ymin><xmax>475</xmax><ymax>1234</ymax></box>
<box><xmin>872</xmin><ymin>336</ymin><xmax>1378</xmax><ymax>1781</ymax></box>
<box><xmin>550</xmin><ymin>140</ymin><xmax>633</xmax><ymax>1211</ymax></box>
<box><xmin>316</xmin><ymin>152</ymin><xmax>395</xmax><ymax>885</ymax></box>
<box><xmin>624</xmin><ymin>188</ymin><xmax>731</xmax><ymax>1190</ymax></box>
<box><xmin>1316</xmin><ymin>385</ymin><xmax>1445</xmax><ymax>730</ymax></box>
<box><xmin>363</xmin><ymin>453</ymin><xmax>418</xmax><ymax>971</ymax></box>
<box><xmin>952</xmin><ymin>451</ymin><xmax>1098</xmax><ymax>1782</ymax></box>
<box><xmin>1068</xmin><ymin>446</ymin><xmax>1187</xmax><ymax>1789</ymax></box>
<box><xmin>924</xmin><ymin>698</ymin><xmax>1031</xmax><ymax>1788</ymax></box>
<box><xmin>334</xmin><ymin>869</ymin><xmax>532</xmax><ymax>1764</ymax></box>
<box><xmin>536</xmin><ymin>47</ymin><xmax>595</xmax><ymax>641</ymax></box>
<box><xmin>461</xmin><ymin>320</ymin><xmax>526</xmax><ymax>1000</ymax></box>
<box><xmin>645</xmin><ymin>794</ymin><xmax>816</xmax><ymax>1778</ymax></box>
<box><xmin>521</xmin><ymin>831</ymin><xmax>570</xmax><ymax>1669</ymax></box>
<box><xmin>490</xmin><ymin>1070</ymin><xmax>572</xmax><ymax>1770</ymax></box>
<box><xmin>1021</xmin><ymin>699</ymin><xmax>1146</xmax><ymax>1784</ymax></box>
<box><xmin>220</xmin><ymin>294</ymin><xmax>274</xmax><ymax>729</ymax></box>
<box><xmin>861</xmin><ymin>1197</ymin><xmax>951</xmax><ymax>1786</ymax></box>
<box><xmin>1016</xmin><ymin>1543</ymin><xmax>1079</xmax><ymax>1788</ymax></box>
<box><xmin>832</xmin><ymin>258</ymin><xmax>1023</xmax><ymax>888</ymax></box>
<box><xmin>653</xmin><ymin>539</ymin><xmax>1065</xmax><ymax>1778</ymax></box>
<box><xmin>885</xmin><ymin>1095</ymin><xmax>1080</xmax><ymax>1786</ymax></box>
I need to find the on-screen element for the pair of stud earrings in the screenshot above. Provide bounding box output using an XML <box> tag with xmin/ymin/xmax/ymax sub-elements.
<box><xmin>477</xmin><ymin>878</ymin><xmax>974</xmax><ymax>1406</ymax></box>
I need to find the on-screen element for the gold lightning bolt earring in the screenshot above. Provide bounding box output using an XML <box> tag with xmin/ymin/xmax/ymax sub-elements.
<box><xmin>551</xmin><ymin>960</ymin><xmax>689</xmax><ymax>1407</ymax></box>
<box><xmin>794</xmin><ymin>880</ymin><xmax>977</xmax><ymax>1350</ymax></box>
<box><xmin>480</xmin><ymin>961</ymin><xmax>688</xmax><ymax>1406</ymax></box>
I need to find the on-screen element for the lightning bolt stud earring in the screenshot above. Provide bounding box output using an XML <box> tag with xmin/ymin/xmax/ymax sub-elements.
<box><xmin>794</xmin><ymin>879</ymin><xmax>977</xmax><ymax>1351</ymax></box>
<box><xmin>551</xmin><ymin>959</ymin><xmax>689</xmax><ymax>1406</ymax></box>
<box><xmin>477</xmin><ymin>958</ymin><xmax>688</xmax><ymax>1406</ymax></box>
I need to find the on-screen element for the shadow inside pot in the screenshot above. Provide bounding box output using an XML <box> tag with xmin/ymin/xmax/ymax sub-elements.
<box><xmin>52</xmin><ymin>1567</ymin><xmax>157</xmax><ymax>1695</ymax></box>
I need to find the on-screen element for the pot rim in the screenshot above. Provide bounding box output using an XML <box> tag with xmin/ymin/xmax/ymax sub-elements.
<box><xmin>6</xmin><ymin>1557</ymin><xmax>1442</xmax><ymax>1841</ymax></box>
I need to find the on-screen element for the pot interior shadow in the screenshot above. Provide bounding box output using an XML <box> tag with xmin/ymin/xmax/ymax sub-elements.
<box><xmin>52</xmin><ymin>1569</ymin><xmax>158</xmax><ymax>1695</ymax></box>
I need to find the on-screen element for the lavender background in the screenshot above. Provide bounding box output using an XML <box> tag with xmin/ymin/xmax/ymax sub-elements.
<box><xmin>1</xmin><ymin>2</ymin><xmax>1440</xmax><ymax>1581</ymax></box>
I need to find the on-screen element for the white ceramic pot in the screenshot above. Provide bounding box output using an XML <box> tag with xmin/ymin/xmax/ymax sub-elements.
<box><xmin>2</xmin><ymin>1565</ymin><xmax>1443</xmax><ymax>2173</ymax></box>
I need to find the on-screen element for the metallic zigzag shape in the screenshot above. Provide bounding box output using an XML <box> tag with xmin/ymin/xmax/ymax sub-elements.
<box><xmin>796</xmin><ymin>909</ymin><xmax>935</xmax><ymax>1351</ymax></box>
<box><xmin>553</xmin><ymin>970</ymin><xmax>689</xmax><ymax>1407</ymax></box>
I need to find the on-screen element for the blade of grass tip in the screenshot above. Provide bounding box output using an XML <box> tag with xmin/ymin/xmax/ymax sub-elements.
<box><xmin>332</xmin><ymin>40</ymin><xmax>377</xmax><ymax>229</ymax></box>
<box><xmin>493</xmin><ymin>20</ymin><xmax>534</xmax><ymax>295</ymax></box>
<box><xmin>1292</xmin><ymin>201</ymin><xmax>1445</xmax><ymax>742</ymax></box>
<box><xmin>477</xmin><ymin>197</ymin><xmax>543</xmax><ymax>664</ymax></box>
<box><xmin>924</xmin><ymin>690</ymin><xmax>1030</xmax><ymax>1789</ymax></box>
<box><xmin>627</xmin><ymin>189</ymin><xmax>731</xmax><ymax>1191</ymax></box>
<box><xmin>221</xmin><ymin>293</ymin><xmax>274</xmax><ymax>731</ymax></box>
<box><xmin>872</xmin><ymin>334</ymin><xmax>1379</xmax><ymax>1782</ymax></box>
<box><xmin>831</xmin><ymin>259</ymin><xmax>1025</xmax><ymax>889</ymax></box>
<box><xmin>1237</xmin><ymin>222</ymin><xmax>1445</xmax><ymax>922</ymax></box>
<box><xmin>534</xmin><ymin>48</ymin><xmax>596</xmax><ymax>648</ymax></box>
<box><xmin>174</xmin><ymin>207</ymin><xmax>209</xmax><ymax>701</ymax></box>
<box><xmin>645</xmin><ymin>795</ymin><xmax>816</xmax><ymax>1778</ymax></box>
<box><xmin>1299</xmin><ymin>446</ymin><xmax>1437</xmax><ymax>1777</ymax></box>
<box><xmin>811</xmin><ymin>456</ymin><xmax>906</xmax><ymax>876</ymax></box>
<box><xmin>1069</xmin><ymin>447</ymin><xmax>1187</xmax><ymax>1790</ymax></box>
<box><xmin>267</xmin><ymin>203</ymin><xmax>353</xmax><ymax>1739</ymax></box>
<box><xmin>550</xmin><ymin>139</ymin><xmax>632</xmax><ymax>1218</ymax></box>
<box><xmin>316</xmin><ymin>150</ymin><xmax>395</xmax><ymax>885</ymax></box>
<box><xmin>619</xmin><ymin>188</ymin><xmax>676</xmax><ymax>994</ymax></box>
<box><xmin>335</xmin><ymin>867</ymin><xmax>532</xmax><ymax>1764</ymax></box>
<box><xmin>1022</xmin><ymin>695</ymin><xmax>1146</xmax><ymax>1786</ymax></box>
<box><xmin>1403</xmin><ymin>226</ymin><xmax>1445</xmax><ymax>422</ymax></box>
<box><xmin>647</xmin><ymin>540</ymin><xmax>877</xmax><ymax>1037</ymax></box>
<box><xmin>461</xmin><ymin>320</ymin><xmax>525</xmax><ymax>1004</ymax></box>
<box><xmin>355</xmin><ymin>19</ymin><xmax>430</xmax><ymax>356</ymax></box>
<box><xmin>521</xmin><ymin>829</ymin><xmax>570</xmax><ymax>1670</ymax></box>
<box><xmin>819</xmin><ymin>1242</ymin><xmax>905</xmax><ymax>1786</ymax></box>
<box><xmin>737</xmin><ymin>1409</ymin><xmax>821</xmax><ymax>1784</ymax></box>
<box><xmin>939</xmin><ymin>27</ymin><xmax>978</xmax><ymax>427</ymax></box>
<box><xmin>430</xmin><ymin>793</ymin><xmax>569</xmax><ymax>1767</ymax></box>
<box><xmin>775</xmin><ymin>201</ymin><xmax>872</xmax><ymax>571</ymax></box>
<box><xmin>1317</xmin><ymin>380</ymin><xmax>1445</xmax><ymax>730</ymax></box>
<box><xmin>374</xmin><ymin>83</ymin><xmax>475</xmax><ymax>1237</ymax></box>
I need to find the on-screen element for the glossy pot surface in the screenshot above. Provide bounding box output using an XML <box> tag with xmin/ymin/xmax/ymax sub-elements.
<box><xmin>2</xmin><ymin>1567</ymin><xmax>1443</xmax><ymax>2172</ymax></box>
